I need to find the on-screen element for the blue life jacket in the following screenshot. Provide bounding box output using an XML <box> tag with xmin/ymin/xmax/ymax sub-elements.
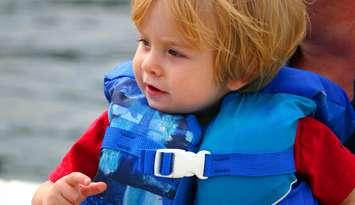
<box><xmin>83</xmin><ymin>62</ymin><xmax>203</xmax><ymax>205</ymax></box>
<box><xmin>82</xmin><ymin>61</ymin><xmax>354</xmax><ymax>205</ymax></box>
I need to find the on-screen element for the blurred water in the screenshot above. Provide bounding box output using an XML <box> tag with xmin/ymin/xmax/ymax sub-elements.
<box><xmin>0</xmin><ymin>0</ymin><xmax>136</xmax><ymax>182</ymax></box>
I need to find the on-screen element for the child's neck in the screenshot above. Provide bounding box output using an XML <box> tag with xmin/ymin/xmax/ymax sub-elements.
<box><xmin>294</xmin><ymin>1</ymin><xmax>355</xmax><ymax>100</ymax></box>
<box><xmin>195</xmin><ymin>102</ymin><xmax>222</xmax><ymax>128</ymax></box>
<box><xmin>291</xmin><ymin>41</ymin><xmax>355</xmax><ymax>100</ymax></box>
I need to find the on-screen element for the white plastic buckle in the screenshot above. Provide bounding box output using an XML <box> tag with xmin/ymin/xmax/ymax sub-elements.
<box><xmin>154</xmin><ymin>149</ymin><xmax>210</xmax><ymax>180</ymax></box>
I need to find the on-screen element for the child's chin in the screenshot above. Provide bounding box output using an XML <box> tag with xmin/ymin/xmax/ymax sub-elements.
<box><xmin>148</xmin><ymin>102</ymin><xmax>168</xmax><ymax>112</ymax></box>
<box><xmin>148</xmin><ymin>102</ymin><xmax>184</xmax><ymax>114</ymax></box>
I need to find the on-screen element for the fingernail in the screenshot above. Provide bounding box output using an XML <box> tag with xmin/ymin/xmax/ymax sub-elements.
<box><xmin>84</xmin><ymin>178</ymin><xmax>91</xmax><ymax>185</ymax></box>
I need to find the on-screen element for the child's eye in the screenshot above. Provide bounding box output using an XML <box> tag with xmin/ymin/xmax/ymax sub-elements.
<box><xmin>138</xmin><ymin>39</ymin><xmax>150</xmax><ymax>48</ymax></box>
<box><xmin>168</xmin><ymin>49</ymin><xmax>184</xmax><ymax>57</ymax></box>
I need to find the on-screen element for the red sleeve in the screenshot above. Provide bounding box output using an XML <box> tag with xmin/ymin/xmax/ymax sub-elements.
<box><xmin>48</xmin><ymin>111</ymin><xmax>109</xmax><ymax>182</ymax></box>
<box><xmin>295</xmin><ymin>117</ymin><xmax>355</xmax><ymax>205</ymax></box>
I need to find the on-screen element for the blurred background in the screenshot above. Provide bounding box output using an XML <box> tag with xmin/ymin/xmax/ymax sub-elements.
<box><xmin>0</xmin><ymin>0</ymin><xmax>136</xmax><ymax>203</ymax></box>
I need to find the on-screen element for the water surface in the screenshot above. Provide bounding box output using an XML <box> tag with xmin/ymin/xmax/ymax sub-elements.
<box><xmin>0</xmin><ymin>0</ymin><xmax>136</xmax><ymax>182</ymax></box>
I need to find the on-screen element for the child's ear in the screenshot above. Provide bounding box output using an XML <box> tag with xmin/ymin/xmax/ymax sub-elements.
<box><xmin>226</xmin><ymin>80</ymin><xmax>247</xmax><ymax>91</ymax></box>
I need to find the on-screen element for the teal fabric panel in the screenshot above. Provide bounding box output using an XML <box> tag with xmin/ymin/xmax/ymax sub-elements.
<box><xmin>195</xmin><ymin>93</ymin><xmax>316</xmax><ymax>205</ymax></box>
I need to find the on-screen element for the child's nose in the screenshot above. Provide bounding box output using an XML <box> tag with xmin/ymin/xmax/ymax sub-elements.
<box><xmin>142</xmin><ymin>52</ymin><xmax>163</xmax><ymax>77</ymax></box>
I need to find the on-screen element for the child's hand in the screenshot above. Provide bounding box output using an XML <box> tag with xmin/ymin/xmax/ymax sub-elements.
<box><xmin>43</xmin><ymin>172</ymin><xmax>107</xmax><ymax>205</ymax></box>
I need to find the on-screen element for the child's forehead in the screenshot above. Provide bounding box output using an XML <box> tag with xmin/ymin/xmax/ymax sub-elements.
<box><xmin>136</xmin><ymin>14</ymin><xmax>199</xmax><ymax>47</ymax></box>
<box><xmin>132</xmin><ymin>0</ymin><xmax>215</xmax><ymax>49</ymax></box>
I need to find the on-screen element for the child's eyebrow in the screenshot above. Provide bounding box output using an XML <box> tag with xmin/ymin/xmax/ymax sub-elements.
<box><xmin>161</xmin><ymin>37</ymin><xmax>192</xmax><ymax>48</ymax></box>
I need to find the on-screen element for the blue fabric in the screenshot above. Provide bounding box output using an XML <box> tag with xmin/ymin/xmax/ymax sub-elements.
<box><xmin>262</xmin><ymin>67</ymin><xmax>355</xmax><ymax>143</ymax></box>
<box><xmin>195</xmin><ymin>92</ymin><xmax>316</xmax><ymax>205</ymax></box>
<box><xmin>279</xmin><ymin>181</ymin><xmax>318</xmax><ymax>205</ymax></box>
<box><xmin>83</xmin><ymin>75</ymin><xmax>202</xmax><ymax>205</ymax></box>
<box><xmin>160</xmin><ymin>153</ymin><xmax>174</xmax><ymax>175</ymax></box>
<box><xmin>104</xmin><ymin>61</ymin><xmax>135</xmax><ymax>103</ymax></box>
<box><xmin>139</xmin><ymin>150</ymin><xmax>157</xmax><ymax>175</ymax></box>
<box><xmin>102</xmin><ymin>127</ymin><xmax>164</xmax><ymax>157</ymax></box>
<box><xmin>203</xmin><ymin>148</ymin><xmax>295</xmax><ymax>177</ymax></box>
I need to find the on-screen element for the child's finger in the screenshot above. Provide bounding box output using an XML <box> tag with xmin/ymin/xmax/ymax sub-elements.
<box><xmin>80</xmin><ymin>182</ymin><xmax>107</xmax><ymax>197</ymax></box>
<box><xmin>44</xmin><ymin>193</ymin><xmax>74</xmax><ymax>205</ymax></box>
<box><xmin>64</xmin><ymin>172</ymin><xmax>91</xmax><ymax>187</ymax></box>
<box><xmin>58</xmin><ymin>182</ymin><xmax>82</xmax><ymax>204</ymax></box>
<box><xmin>46</xmin><ymin>181</ymin><xmax>80</xmax><ymax>205</ymax></box>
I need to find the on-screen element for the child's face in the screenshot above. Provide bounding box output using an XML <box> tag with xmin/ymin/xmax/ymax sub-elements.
<box><xmin>132</xmin><ymin>0</ymin><xmax>232</xmax><ymax>113</ymax></box>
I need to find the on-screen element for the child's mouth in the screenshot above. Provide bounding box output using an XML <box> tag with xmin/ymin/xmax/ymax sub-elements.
<box><xmin>146</xmin><ymin>84</ymin><xmax>167</xmax><ymax>97</ymax></box>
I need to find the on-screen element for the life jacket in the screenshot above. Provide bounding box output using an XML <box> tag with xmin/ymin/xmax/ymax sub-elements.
<box><xmin>82</xmin><ymin>61</ymin><xmax>203</xmax><ymax>205</ymax></box>
<box><xmin>82</xmin><ymin>61</ymin><xmax>354</xmax><ymax>205</ymax></box>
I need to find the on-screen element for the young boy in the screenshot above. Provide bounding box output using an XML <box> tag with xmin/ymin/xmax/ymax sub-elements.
<box><xmin>32</xmin><ymin>0</ymin><xmax>355</xmax><ymax>204</ymax></box>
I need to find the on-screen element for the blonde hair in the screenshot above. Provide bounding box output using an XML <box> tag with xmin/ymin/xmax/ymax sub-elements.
<box><xmin>131</xmin><ymin>0</ymin><xmax>307</xmax><ymax>91</ymax></box>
